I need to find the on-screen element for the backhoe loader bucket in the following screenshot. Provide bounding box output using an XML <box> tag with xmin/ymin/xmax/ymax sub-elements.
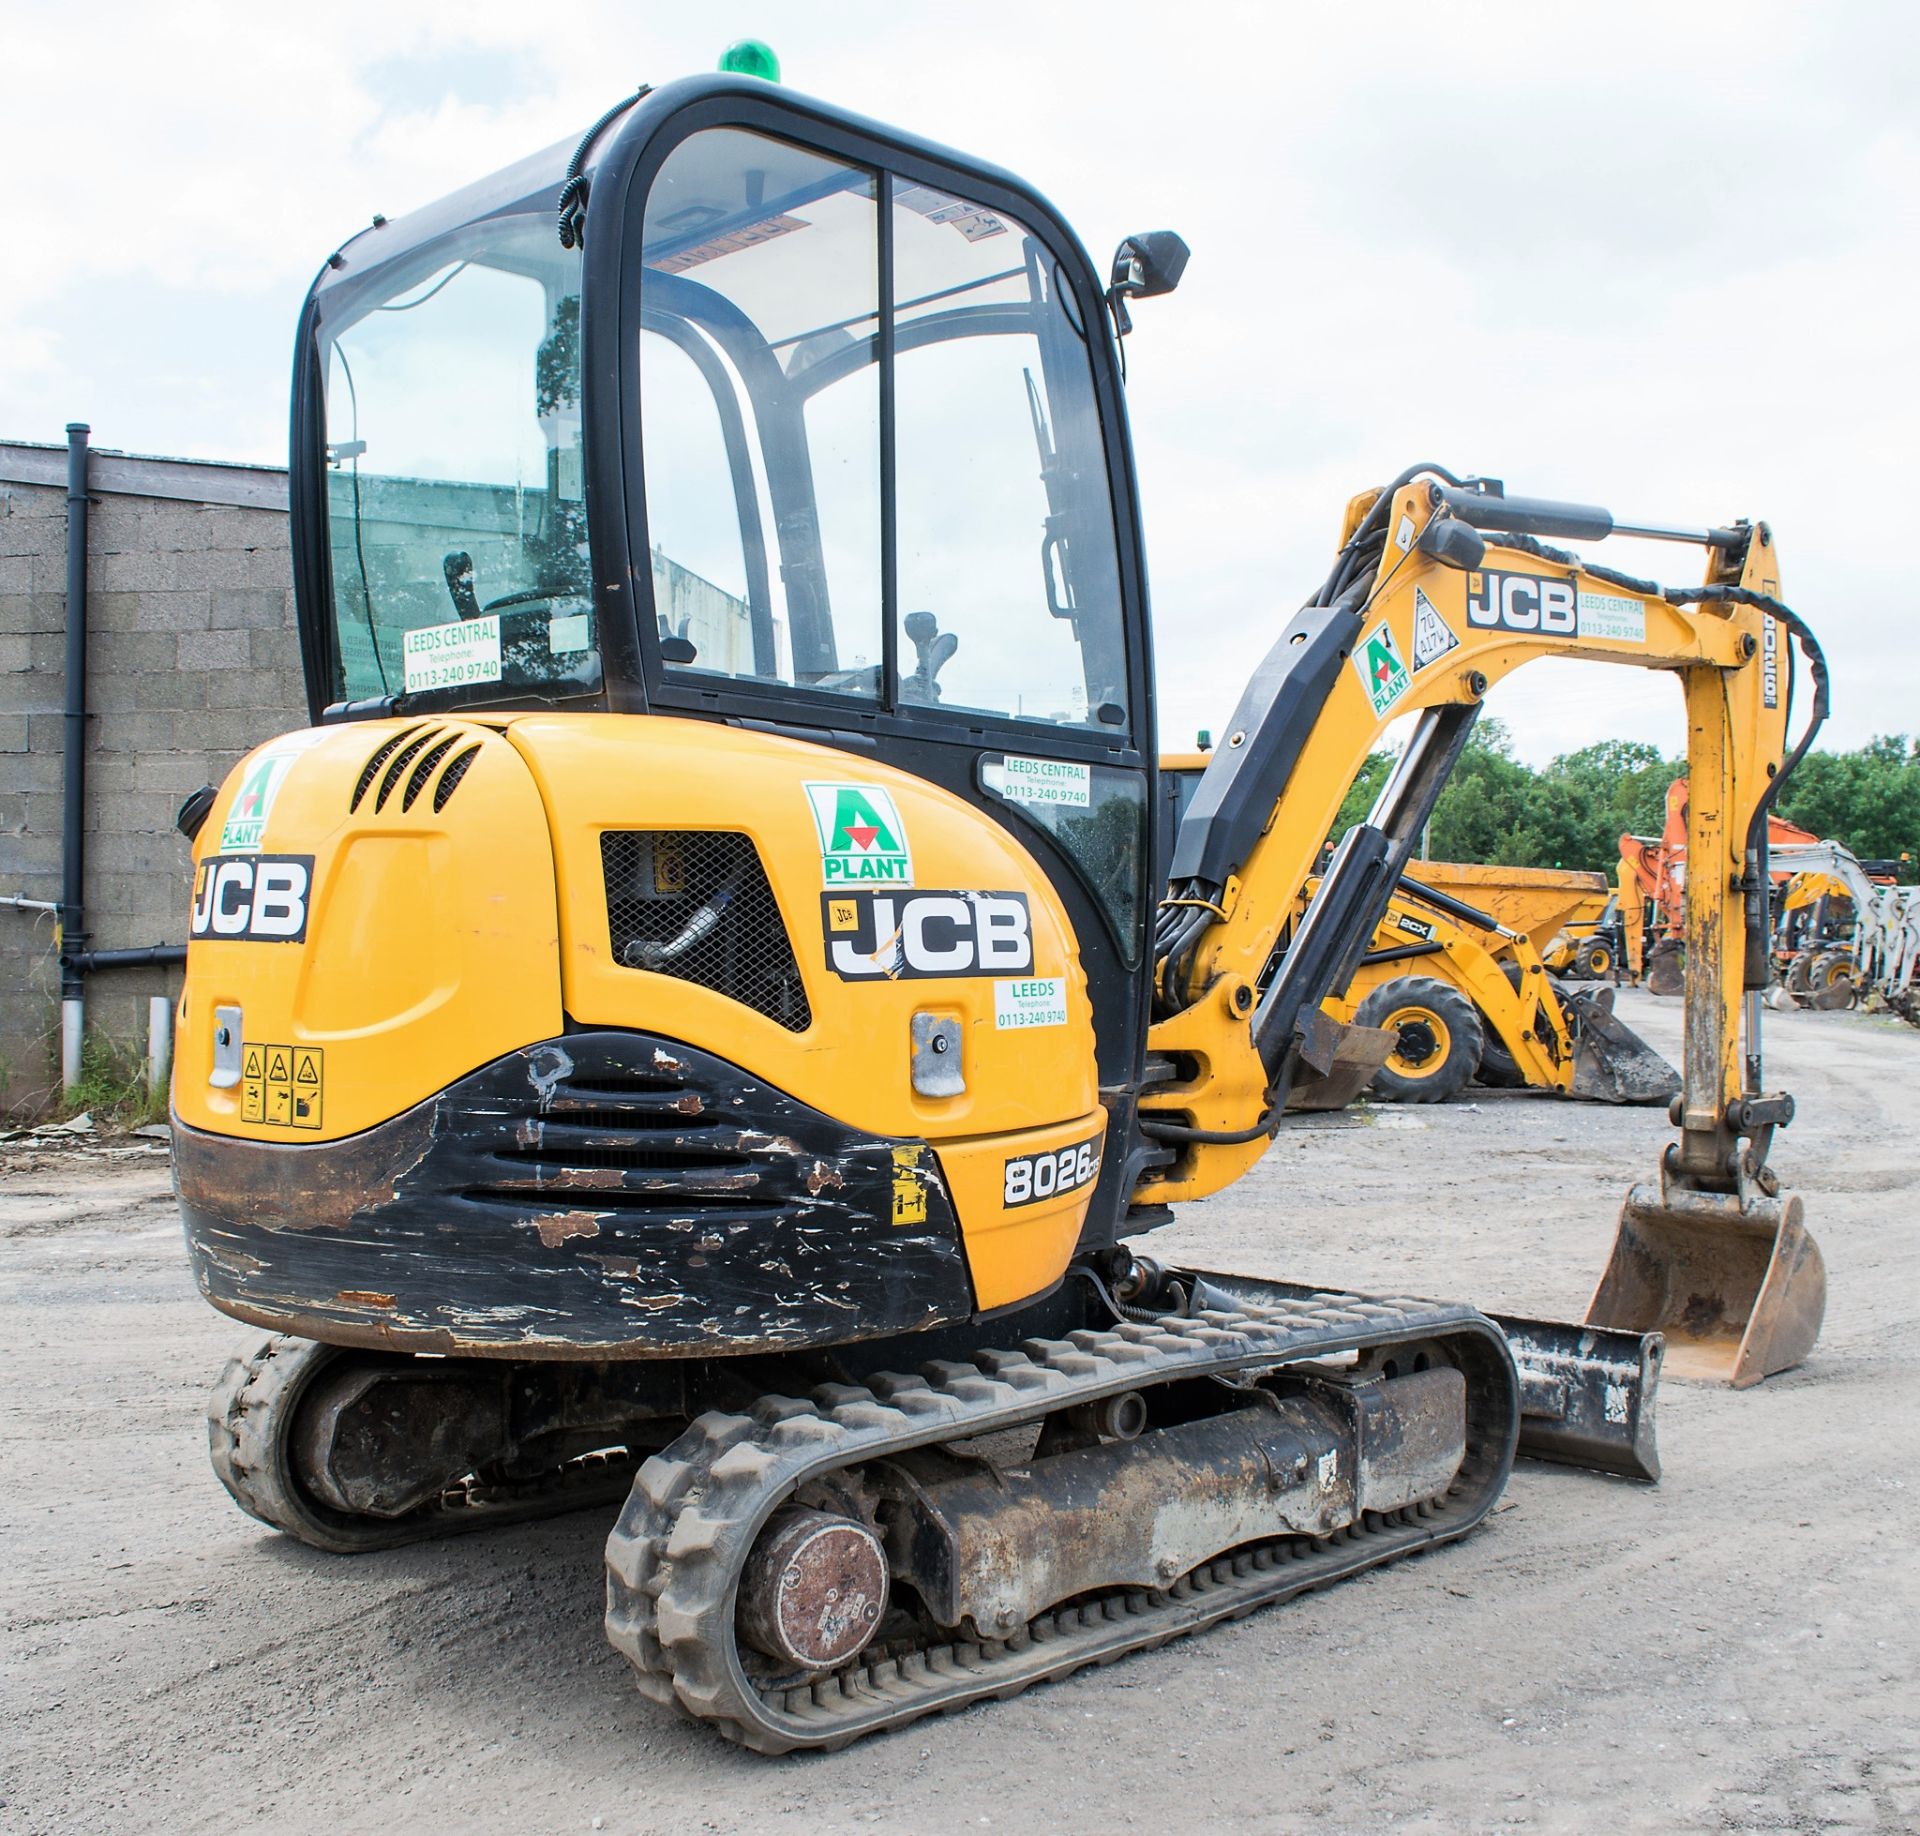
<box><xmin>1284</xmin><ymin>1012</ymin><xmax>1398</xmax><ymax>1112</ymax></box>
<box><xmin>1587</xmin><ymin>1183</ymin><xmax>1826</xmax><ymax>1387</ymax></box>
<box><xmin>1563</xmin><ymin>988</ymin><xmax>1682</xmax><ymax>1106</ymax></box>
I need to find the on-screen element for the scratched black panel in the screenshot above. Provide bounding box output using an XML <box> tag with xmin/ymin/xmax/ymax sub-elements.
<box><xmin>176</xmin><ymin>1031</ymin><xmax>974</xmax><ymax>1359</ymax></box>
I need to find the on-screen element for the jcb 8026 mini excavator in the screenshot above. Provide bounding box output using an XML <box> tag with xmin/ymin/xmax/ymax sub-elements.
<box><xmin>173</xmin><ymin>65</ymin><xmax>1828</xmax><ymax>1750</ymax></box>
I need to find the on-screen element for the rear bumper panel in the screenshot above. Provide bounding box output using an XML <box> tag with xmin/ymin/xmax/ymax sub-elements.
<box><xmin>175</xmin><ymin>1030</ymin><xmax>976</xmax><ymax>1359</ymax></box>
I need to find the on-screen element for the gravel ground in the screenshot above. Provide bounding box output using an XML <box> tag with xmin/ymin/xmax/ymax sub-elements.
<box><xmin>2</xmin><ymin>989</ymin><xmax>1915</xmax><ymax>1835</ymax></box>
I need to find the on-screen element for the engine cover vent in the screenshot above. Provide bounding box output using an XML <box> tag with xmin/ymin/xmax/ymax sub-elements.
<box><xmin>601</xmin><ymin>831</ymin><xmax>811</xmax><ymax>1033</ymax></box>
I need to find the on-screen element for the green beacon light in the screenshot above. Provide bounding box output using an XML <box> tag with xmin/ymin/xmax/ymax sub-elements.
<box><xmin>718</xmin><ymin>39</ymin><xmax>781</xmax><ymax>82</ymax></box>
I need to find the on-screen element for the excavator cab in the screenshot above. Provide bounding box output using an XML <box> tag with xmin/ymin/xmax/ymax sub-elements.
<box><xmin>292</xmin><ymin>79</ymin><xmax>1162</xmax><ymax>1177</ymax></box>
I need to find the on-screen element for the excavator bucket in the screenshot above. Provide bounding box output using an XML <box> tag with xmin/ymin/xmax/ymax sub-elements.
<box><xmin>1587</xmin><ymin>1182</ymin><xmax>1826</xmax><ymax>1387</ymax></box>
<box><xmin>1284</xmin><ymin>1011</ymin><xmax>1398</xmax><ymax>1111</ymax></box>
<box><xmin>1563</xmin><ymin>988</ymin><xmax>1682</xmax><ymax>1106</ymax></box>
<box><xmin>1644</xmin><ymin>937</ymin><xmax>1685</xmax><ymax>998</ymax></box>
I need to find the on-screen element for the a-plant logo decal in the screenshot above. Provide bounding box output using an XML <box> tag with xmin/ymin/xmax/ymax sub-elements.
<box><xmin>805</xmin><ymin>782</ymin><xmax>914</xmax><ymax>886</ymax></box>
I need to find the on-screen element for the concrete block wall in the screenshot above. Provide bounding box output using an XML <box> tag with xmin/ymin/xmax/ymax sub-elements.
<box><xmin>0</xmin><ymin>440</ymin><xmax>308</xmax><ymax>1117</ymax></box>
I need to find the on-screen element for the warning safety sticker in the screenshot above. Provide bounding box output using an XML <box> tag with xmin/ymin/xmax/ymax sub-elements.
<box><xmin>1410</xmin><ymin>586</ymin><xmax>1460</xmax><ymax>672</ymax></box>
<box><xmin>1352</xmin><ymin>618</ymin><xmax>1411</xmax><ymax>717</ymax></box>
<box><xmin>240</xmin><ymin>1042</ymin><xmax>324</xmax><ymax>1131</ymax></box>
<box><xmin>890</xmin><ymin>1145</ymin><xmax>930</xmax><ymax>1228</ymax></box>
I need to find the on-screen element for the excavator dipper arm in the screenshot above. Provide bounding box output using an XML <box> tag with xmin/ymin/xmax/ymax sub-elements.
<box><xmin>1136</xmin><ymin>469</ymin><xmax>1829</xmax><ymax>1386</ymax></box>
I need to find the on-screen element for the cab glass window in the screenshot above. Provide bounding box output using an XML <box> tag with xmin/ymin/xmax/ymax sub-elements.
<box><xmin>640</xmin><ymin>131</ymin><xmax>882</xmax><ymax>697</ymax></box>
<box><xmin>633</xmin><ymin>128</ymin><xmax>1129</xmax><ymax>733</ymax></box>
<box><xmin>893</xmin><ymin>185</ymin><xmax>1127</xmax><ymax>728</ymax></box>
<box><xmin>321</xmin><ymin>219</ymin><xmax>595</xmax><ymax>704</ymax></box>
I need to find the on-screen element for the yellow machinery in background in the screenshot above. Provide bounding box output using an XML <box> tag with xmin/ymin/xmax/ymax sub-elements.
<box><xmin>1323</xmin><ymin>878</ymin><xmax>1675</xmax><ymax>1105</ymax></box>
<box><xmin>170</xmin><ymin>59</ymin><xmax>1831</xmax><ymax>1751</ymax></box>
<box><xmin>1163</xmin><ymin>760</ymin><xmax>1675</xmax><ymax>1104</ymax></box>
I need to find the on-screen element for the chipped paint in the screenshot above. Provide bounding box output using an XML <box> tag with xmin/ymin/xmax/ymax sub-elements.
<box><xmin>803</xmin><ymin>1159</ymin><xmax>846</xmax><ymax>1197</ymax></box>
<box><xmin>525</xmin><ymin>1042</ymin><xmax>574</xmax><ymax>1110</ymax></box>
<box><xmin>175</xmin><ymin>1029</ymin><xmax>975</xmax><ymax>1357</ymax></box>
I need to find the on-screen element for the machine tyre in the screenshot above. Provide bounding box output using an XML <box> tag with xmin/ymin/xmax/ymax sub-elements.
<box><xmin>208</xmin><ymin>1335</ymin><xmax>640</xmax><ymax>1553</ymax></box>
<box><xmin>1474</xmin><ymin>1032</ymin><xmax>1527</xmax><ymax>1089</ymax></box>
<box><xmin>207</xmin><ymin>1335</ymin><xmax>410</xmax><ymax>1554</ymax></box>
<box><xmin>1356</xmin><ymin>977</ymin><xmax>1484</xmax><ymax>1104</ymax></box>
<box><xmin>1582</xmin><ymin>942</ymin><xmax>1616</xmax><ymax>978</ymax></box>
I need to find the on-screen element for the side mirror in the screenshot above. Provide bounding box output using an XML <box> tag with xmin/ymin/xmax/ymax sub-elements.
<box><xmin>1107</xmin><ymin>231</ymin><xmax>1190</xmax><ymax>336</ymax></box>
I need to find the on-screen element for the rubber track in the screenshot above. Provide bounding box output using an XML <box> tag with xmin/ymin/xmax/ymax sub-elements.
<box><xmin>604</xmin><ymin>1290</ymin><xmax>1517</xmax><ymax>1752</ymax></box>
<box><xmin>210</xmin><ymin>1336</ymin><xmax>636</xmax><ymax>1553</ymax></box>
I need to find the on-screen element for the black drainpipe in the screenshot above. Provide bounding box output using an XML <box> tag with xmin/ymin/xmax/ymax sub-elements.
<box><xmin>67</xmin><ymin>943</ymin><xmax>187</xmax><ymax>972</ymax></box>
<box><xmin>58</xmin><ymin>423</ymin><xmax>90</xmax><ymax>1092</ymax></box>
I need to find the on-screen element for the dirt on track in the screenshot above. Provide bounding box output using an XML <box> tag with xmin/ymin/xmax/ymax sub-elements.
<box><xmin>2</xmin><ymin>990</ymin><xmax>1916</xmax><ymax>1836</ymax></box>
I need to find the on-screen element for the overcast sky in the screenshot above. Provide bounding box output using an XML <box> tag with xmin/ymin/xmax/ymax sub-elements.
<box><xmin>4</xmin><ymin>2</ymin><xmax>1914</xmax><ymax>764</ymax></box>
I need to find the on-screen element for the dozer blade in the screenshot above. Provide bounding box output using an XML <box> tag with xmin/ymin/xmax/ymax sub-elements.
<box><xmin>1493</xmin><ymin>1314</ymin><xmax>1662</xmax><ymax>1481</ymax></box>
<box><xmin>1284</xmin><ymin>1010</ymin><xmax>1398</xmax><ymax>1112</ymax></box>
<box><xmin>1190</xmin><ymin>1271</ymin><xmax>1661</xmax><ymax>1482</ymax></box>
<box><xmin>1563</xmin><ymin>987</ymin><xmax>1682</xmax><ymax>1106</ymax></box>
<box><xmin>1587</xmin><ymin>1183</ymin><xmax>1826</xmax><ymax>1387</ymax></box>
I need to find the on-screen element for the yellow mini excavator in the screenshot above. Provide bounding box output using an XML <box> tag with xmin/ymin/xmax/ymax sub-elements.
<box><xmin>172</xmin><ymin>61</ymin><xmax>1828</xmax><ymax>1751</ymax></box>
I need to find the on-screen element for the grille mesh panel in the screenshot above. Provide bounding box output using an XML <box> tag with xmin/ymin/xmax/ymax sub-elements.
<box><xmin>601</xmin><ymin>831</ymin><xmax>811</xmax><ymax>1033</ymax></box>
<box><xmin>350</xmin><ymin>725</ymin><xmax>423</xmax><ymax>811</ymax></box>
<box><xmin>376</xmin><ymin>729</ymin><xmax>441</xmax><ymax>810</ymax></box>
<box><xmin>402</xmin><ymin>734</ymin><xmax>460</xmax><ymax>810</ymax></box>
<box><xmin>433</xmin><ymin>744</ymin><xmax>481</xmax><ymax>811</ymax></box>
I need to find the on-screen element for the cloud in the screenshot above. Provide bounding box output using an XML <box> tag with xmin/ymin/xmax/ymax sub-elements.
<box><xmin>3</xmin><ymin>0</ymin><xmax>1914</xmax><ymax>762</ymax></box>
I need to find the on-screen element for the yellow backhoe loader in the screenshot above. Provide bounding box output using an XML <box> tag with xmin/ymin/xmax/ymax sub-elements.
<box><xmin>1163</xmin><ymin>759</ymin><xmax>1676</xmax><ymax>1104</ymax></box>
<box><xmin>171</xmin><ymin>60</ymin><xmax>1828</xmax><ymax>1751</ymax></box>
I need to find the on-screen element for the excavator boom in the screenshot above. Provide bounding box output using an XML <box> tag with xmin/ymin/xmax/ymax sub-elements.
<box><xmin>1137</xmin><ymin>472</ymin><xmax>1828</xmax><ymax>1385</ymax></box>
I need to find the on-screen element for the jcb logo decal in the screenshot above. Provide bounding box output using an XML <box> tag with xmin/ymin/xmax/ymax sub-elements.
<box><xmin>1466</xmin><ymin>571</ymin><xmax>1576</xmax><ymax>635</ymax></box>
<box><xmin>822</xmin><ymin>890</ymin><xmax>1032</xmax><ymax>980</ymax></box>
<box><xmin>190</xmin><ymin>854</ymin><xmax>313</xmax><ymax>942</ymax></box>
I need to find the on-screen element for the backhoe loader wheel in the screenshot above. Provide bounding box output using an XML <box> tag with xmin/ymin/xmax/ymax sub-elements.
<box><xmin>1355</xmin><ymin>978</ymin><xmax>1484</xmax><ymax>1104</ymax></box>
<box><xmin>1582</xmin><ymin>942</ymin><xmax>1616</xmax><ymax>979</ymax></box>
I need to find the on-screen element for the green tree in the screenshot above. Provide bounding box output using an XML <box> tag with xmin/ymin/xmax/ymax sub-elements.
<box><xmin>1775</xmin><ymin>734</ymin><xmax>1920</xmax><ymax>866</ymax></box>
<box><xmin>1314</xmin><ymin>724</ymin><xmax>1916</xmax><ymax>878</ymax></box>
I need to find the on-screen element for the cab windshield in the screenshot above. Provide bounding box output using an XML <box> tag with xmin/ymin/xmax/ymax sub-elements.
<box><xmin>319</xmin><ymin>218</ymin><xmax>596</xmax><ymax>705</ymax></box>
<box><xmin>636</xmin><ymin>127</ymin><xmax>1130</xmax><ymax>731</ymax></box>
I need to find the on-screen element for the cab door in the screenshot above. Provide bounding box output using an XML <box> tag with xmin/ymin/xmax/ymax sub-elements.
<box><xmin>595</xmin><ymin>94</ymin><xmax>1160</xmax><ymax>1233</ymax></box>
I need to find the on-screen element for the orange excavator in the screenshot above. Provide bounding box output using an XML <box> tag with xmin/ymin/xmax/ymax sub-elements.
<box><xmin>1620</xmin><ymin>778</ymin><xmax>1818</xmax><ymax>992</ymax></box>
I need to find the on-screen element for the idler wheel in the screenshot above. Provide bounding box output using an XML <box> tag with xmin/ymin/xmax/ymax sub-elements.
<box><xmin>737</xmin><ymin>1508</ymin><xmax>888</xmax><ymax>1671</ymax></box>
